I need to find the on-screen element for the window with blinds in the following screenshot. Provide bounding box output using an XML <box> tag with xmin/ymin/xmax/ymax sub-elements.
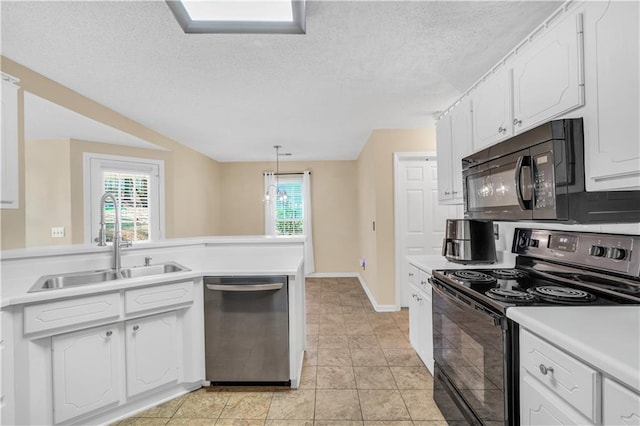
<box><xmin>275</xmin><ymin>178</ymin><xmax>304</xmax><ymax>236</ymax></box>
<box><xmin>102</xmin><ymin>171</ymin><xmax>151</xmax><ymax>243</ymax></box>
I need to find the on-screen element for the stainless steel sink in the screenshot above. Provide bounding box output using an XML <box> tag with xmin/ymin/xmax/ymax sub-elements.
<box><xmin>119</xmin><ymin>262</ymin><xmax>188</xmax><ymax>279</ymax></box>
<box><xmin>29</xmin><ymin>262</ymin><xmax>190</xmax><ymax>292</ymax></box>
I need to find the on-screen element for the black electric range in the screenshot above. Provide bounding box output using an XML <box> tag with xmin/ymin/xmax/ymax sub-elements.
<box><xmin>430</xmin><ymin>228</ymin><xmax>640</xmax><ymax>426</ymax></box>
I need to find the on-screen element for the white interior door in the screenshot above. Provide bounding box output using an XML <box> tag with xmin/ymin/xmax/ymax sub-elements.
<box><xmin>395</xmin><ymin>154</ymin><xmax>461</xmax><ymax>307</ymax></box>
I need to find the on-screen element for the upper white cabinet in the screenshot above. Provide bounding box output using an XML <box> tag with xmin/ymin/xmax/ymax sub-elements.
<box><xmin>579</xmin><ymin>0</ymin><xmax>640</xmax><ymax>190</ymax></box>
<box><xmin>1</xmin><ymin>77</ymin><xmax>20</xmax><ymax>209</ymax></box>
<box><xmin>52</xmin><ymin>324</ymin><xmax>122</xmax><ymax>424</ymax></box>
<box><xmin>125</xmin><ymin>312</ymin><xmax>178</xmax><ymax>397</ymax></box>
<box><xmin>511</xmin><ymin>12</ymin><xmax>584</xmax><ymax>133</ymax></box>
<box><xmin>471</xmin><ymin>66</ymin><xmax>513</xmax><ymax>151</ymax></box>
<box><xmin>436</xmin><ymin>96</ymin><xmax>472</xmax><ymax>204</ymax></box>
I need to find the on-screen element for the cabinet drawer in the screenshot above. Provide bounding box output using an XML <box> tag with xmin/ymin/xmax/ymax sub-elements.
<box><xmin>603</xmin><ymin>378</ymin><xmax>640</xmax><ymax>426</ymax></box>
<box><xmin>23</xmin><ymin>292</ymin><xmax>120</xmax><ymax>334</ymax></box>
<box><xmin>520</xmin><ymin>329</ymin><xmax>599</xmax><ymax>423</ymax></box>
<box><xmin>124</xmin><ymin>281</ymin><xmax>193</xmax><ymax>314</ymax></box>
<box><xmin>408</xmin><ymin>264</ymin><xmax>419</xmax><ymax>286</ymax></box>
<box><xmin>417</xmin><ymin>269</ymin><xmax>432</xmax><ymax>296</ymax></box>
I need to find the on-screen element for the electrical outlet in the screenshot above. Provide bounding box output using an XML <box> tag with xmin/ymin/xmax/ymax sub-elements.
<box><xmin>360</xmin><ymin>257</ymin><xmax>366</xmax><ymax>270</ymax></box>
<box><xmin>51</xmin><ymin>227</ymin><xmax>65</xmax><ymax>238</ymax></box>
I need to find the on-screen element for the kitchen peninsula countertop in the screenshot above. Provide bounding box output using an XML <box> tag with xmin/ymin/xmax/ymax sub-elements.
<box><xmin>508</xmin><ymin>306</ymin><xmax>640</xmax><ymax>392</ymax></box>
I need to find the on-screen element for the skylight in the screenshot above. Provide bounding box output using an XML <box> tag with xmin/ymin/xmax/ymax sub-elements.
<box><xmin>166</xmin><ymin>0</ymin><xmax>305</xmax><ymax>34</ymax></box>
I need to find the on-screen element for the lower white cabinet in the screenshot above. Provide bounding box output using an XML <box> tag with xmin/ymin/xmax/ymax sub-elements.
<box><xmin>125</xmin><ymin>312</ymin><xmax>178</xmax><ymax>397</ymax></box>
<box><xmin>520</xmin><ymin>328</ymin><xmax>640</xmax><ymax>426</ymax></box>
<box><xmin>52</xmin><ymin>323</ymin><xmax>122</xmax><ymax>424</ymax></box>
<box><xmin>408</xmin><ymin>265</ymin><xmax>434</xmax><ymax>374</ymax></box>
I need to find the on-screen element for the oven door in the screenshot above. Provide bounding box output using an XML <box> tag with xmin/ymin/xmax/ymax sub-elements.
<box><xmin>463</xmin><ymin>148</ymin><xmax>534</xmax><ymax>221</ymax></box>
<box><xmin>432</xmin><ymin>280</ymin><xmax>511</xmax><ymax>424</ymax></box>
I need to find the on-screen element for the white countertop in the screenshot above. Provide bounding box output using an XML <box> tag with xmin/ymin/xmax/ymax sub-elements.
<box><xmin>508</xmin><ymin>306</ymin><xmax>640</xmax><ymax>392</ymax></box>
<box><xmin>407</xmin><ymin>252</ymin><xmax>515</xmax><ymax>274</ymax></box>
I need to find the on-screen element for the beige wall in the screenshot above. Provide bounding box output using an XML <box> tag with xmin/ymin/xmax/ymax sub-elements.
<box><xmin>0</xmin><ymin>56</ymin><xmax>221</xmax><ymax>249</ymax></box>
<box><xmin>219</xmin><ymin>161</ymin><xmax>359</xmax><ymax>273</ymax></box>
<box><xmin>357</xmin><ymin>128</ymin><xmax>437</xmax><ymax>306</ymax></box>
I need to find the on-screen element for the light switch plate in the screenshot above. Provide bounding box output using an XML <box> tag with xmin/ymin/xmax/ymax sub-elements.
<box><xmin>51</xmin><ymin>227</ymin><xmax>65</xmax><ymax>238</ymax></box>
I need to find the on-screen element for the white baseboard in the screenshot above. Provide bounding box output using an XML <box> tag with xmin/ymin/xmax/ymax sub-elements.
<box><xmin>356</xmin><ymin>273</ymin><xmax>398</xmax><ymax>312</ymax></box>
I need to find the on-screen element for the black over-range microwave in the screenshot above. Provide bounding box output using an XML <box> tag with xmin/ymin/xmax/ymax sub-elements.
<box><xmin>462</xmin><ymin>118</ymin><xmax>640</xmax><ymax>223</ymax></box>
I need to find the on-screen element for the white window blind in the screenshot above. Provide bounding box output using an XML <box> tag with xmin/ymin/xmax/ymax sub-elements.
<box><xmin>103</xmin><ymin>171</ymin><xmax>150</xmax><ymax>243</ymax></box>
<box><xmin>275</xmin><ymin>178</ymin><xmax>304</xmax><ymax>236</ymax></box>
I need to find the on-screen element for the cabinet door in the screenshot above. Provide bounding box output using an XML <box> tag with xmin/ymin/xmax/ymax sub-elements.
<box><xmin>417</xmin><ymin>271</ymin><xmax>434</xmax><ymax>374</ymax></box>
<box><xmin>1</xmin><ymin>79</ymin><xmax>19</xmax><ymax>209</ymax></box>
<box><xmin>408</xmin><ymin>283</ymin><xmax>422</xmax><ymax>352</ymax></box>
<box><xmin>521</xmin><ymin>372</ymin><xmax>594</xmax><ymax>426</ymax></box>
<box><xmin>582</xmin><ymin>0</ymin><xmax>640</xmax><ymax>190</ymax></box>
<box><xmin>512</xmin><ymin>12</ymin><xmax>584</xmax><ymax>134</ymax></box>
<box><xmin>125</xmin><ymin>312</ymin><xmax>178</xmax><ymax>397</ymax></box>
<box><xmin>436</xmin><ymin>115</ymin><xmax>453</xmax><ymax>202</ymax></box>
<box><xmin>52</xmin><ymin>324</ymin><xmax>121</xmax><ymax>423</ymax></box>
<box><xmin>472</xmin><ymin>66</ymin><xmax>512</xmax><ymax>151</ymax></box>
<box><xmin>603</xmin><ymin>378</ymin><xmax>640</xmax><ymax>425</ymax></box>
<box><xmin>449</xmin><ymin>96</ymin><xmax>472</xmax><ymax>202</ymax></box>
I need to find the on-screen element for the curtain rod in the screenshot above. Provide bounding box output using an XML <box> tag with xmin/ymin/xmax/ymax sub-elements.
<box><xmin>262</xmin><ymin>172</ymin><xmax>310</xmax><ymax>176</ymax></box>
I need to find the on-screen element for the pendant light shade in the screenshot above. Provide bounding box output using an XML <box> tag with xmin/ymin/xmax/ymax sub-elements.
<box><xmin>264</xmin><ymin>145</ymin><xmax>288</xmax><ymax>203</ymax></box>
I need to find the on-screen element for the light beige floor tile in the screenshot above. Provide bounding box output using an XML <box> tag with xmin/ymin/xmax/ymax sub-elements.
<box><xmin>410</xmin><ymin>422</ymin><xmax>449</xmax><ymax>426</ymax></box>
<box><xmin>304</xmin><ymin>350</ymin><xmax>318</xmax><ymax>366</ymax></box>
<box><xmin>389</xmin><ymin>367</ymin><xmax>433</xmax><ymax>390</ymax></box>
<box><xmin>358</xmin><ymin>390</ymin><xmax>410</xmax><ymax>421</ymax></box>
<box><xmin>342</xmin><ymin>314</ymin><xmax>369</xmax><ymax>324</ymax></box>
<box><xmin>362</xmin><ymin>422</ymin><xmax>412</xmax><ymax>426</ymax></box>
<box><xmin>307</xmin><ymin>335</ymin><xmax>320</xmax><ymax>350</ymax></box>
<box><xmin>173</xmin><ymin>392</ymin><xmax>229</xmax><ymax>419</ymax></box>
<box><xmin>375</xmin><ymin>334</ymin><xmax>411</xmax><ymax>350</ymax></box>
<box><xmin>318</xmin><ymin>313</ymin><xmax>344</xmax><ymax>325</ymax></box>
<box><xmin>267</xmin><ymin>389</ymin><xmax>315</xmax><ymax>420</ymax></box>
<box><xmin>307</xmin><ymin>324</ymin><xmax>319</xmax><ymax>335</ymax></box>
<box><xmin>315</xmin><ymin>390</ymin><xmax>362</xmax><ymax>420</ymax></box>
<box><xmin>166</xmin><ymin>418</ymin><xmax>217</xmax><ymax>425</ymax></box>
<box><xmin>119</xmin><ymin>419</ymin><xmax>170</xmax><ymax>426</ymax></box>
<box><xmin>215</xmin><ymin>420</ymin><xmax>265</xmax><ymax>426</ymax></box>
<box><xmin>350</xmin><ymin>349</ymin><xmax>387</xmax><ymax>367</ymax></box>
<box><xmin>318</xmin><ymin>335</ymin><xmax>349</xmax><ymax>349</ymax></box>
<box><xmin>266</xmin><ymin>421</ymin><xmax>313</xmax><ymax>426</ymax></box>
<box><xmin>353</xmin><ymin>367</ymin><xmax>397</xmax><ymax>390</ymax></box>
<box><xmin>345</xmin><ymin>322</ymin><xmax>375</xmax><ymax>336</ymax></box>
<box><xmin>316</xmin><ymin>366</ymin><xmax>356</xmax><ymax>389</ymax></box>
<box><xmin>219</xmin><ymin>392</ymin><xmax>273</xmax><ymax>419</ymax></box>
<box><xmin>306</xmin><ymin>305</ymin><xmax>320</xmax><ymax>314</ymax></box>
<box><xmin>299</xmin><ymin>365</ymin><xmax>317</xmax><ymax>389</ymax></box>
<box><xmin>135</xmin><ymin>394</ymin><xmax>188</xmax><ymax>417</ymax></box>
<box><xmin>341</xmin><ymin>305</ymin><xmax>366</xmax><ymax>314</ymax></box>
<box><xmin>320</xmin><ymin>304</ymin><xmax>344</xmax><ymax>314</ymax></box>
<box><xmin>314</xmin><ymin>422</ymin><xmax>363</xmax><ymax>426</ymax></box>
<box><xmin>382</xmin><ymin>349</ymin><xmax>423</xmax><ymax>367</ymax></box>
<box><xmin>318</xmin><ymin>322</ymin><xmax>347</xmax><ymax>335</ymax></box>
<box><xmin>399</xmin><ymin>390</ymin><xmax>445</xmax><ymax>421</ymax></box>
<box><xmin>317</xmin><ymin>348</ymin><xmax>352</xmax><ymax>366</ymax></box>
<box><xmin>347</xmin><ymin>335</ymin><xmax>379</xmax><ymax>350</ymax></box>
<box><xmin>307</xmin><ymin>314</ymin><xmax>320</xmax><ymax>325</ymax></box>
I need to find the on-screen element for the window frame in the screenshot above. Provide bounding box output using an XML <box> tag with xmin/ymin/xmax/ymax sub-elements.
<box><xmin>165</xmin><ymin>0</ymin><xmax>306</xmax><ymax>34</ymax></box>
<box><xmin>83</xmin><ymin>153</ymin><xmax>165</xmax><ymax>245</ymax></box>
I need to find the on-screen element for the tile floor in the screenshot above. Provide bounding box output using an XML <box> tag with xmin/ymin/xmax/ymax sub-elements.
<box><xmin>117</xmin><ymin>277</ymin><xmax>447</xmax><ymax>425</ymax></box>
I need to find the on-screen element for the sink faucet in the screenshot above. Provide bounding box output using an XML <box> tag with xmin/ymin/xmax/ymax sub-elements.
<box><xmin>96</xmin><ymin>192</ymin><xmax>132</xmax><ymax>270</ymax></box>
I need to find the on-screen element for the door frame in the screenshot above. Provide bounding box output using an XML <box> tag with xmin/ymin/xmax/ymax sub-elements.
<box><xmin>393</xmin><ymin>151</ymin><xmax>437</xmax><ymax>310</ymax></box>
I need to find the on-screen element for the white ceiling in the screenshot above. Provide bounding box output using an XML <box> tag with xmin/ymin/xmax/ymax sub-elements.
<box><xmin>24</xmin><ymin>92</ymin><xmax>166</xmax><ymax>150</ymax></box>
<box><xmin>1</xmin><ymin>0</ymin><xmax>562</xmax><ymax>162</ymax></box>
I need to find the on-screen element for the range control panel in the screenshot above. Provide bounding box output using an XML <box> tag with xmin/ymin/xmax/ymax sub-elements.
<box><xmin>513</xmin><ymin>228</ymin><xmax>640</xmax><ymax>276</ymax></box>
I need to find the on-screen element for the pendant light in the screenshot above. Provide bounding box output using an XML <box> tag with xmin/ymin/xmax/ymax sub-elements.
<box><xmin>264</xmin><ymin>145</ymin><xmax>288</xmax><ymax>203</ymax></box>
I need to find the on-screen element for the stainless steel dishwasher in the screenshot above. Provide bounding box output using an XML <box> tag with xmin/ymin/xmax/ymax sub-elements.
<box><xmin>203</xmin><ymin>275</ymin><xmax>290</xmax><ymax>385</ymax></box>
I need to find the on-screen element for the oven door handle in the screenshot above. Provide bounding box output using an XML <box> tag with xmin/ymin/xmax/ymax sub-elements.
<box><xmin>430</xmin><ymin>279</ymin><xmax>504</xmax><ymax>327</ymax></box>
<box><xmin>515</xmin><ymin>155</ymin><xmax>533</xmax><ymax>211</ymax></box>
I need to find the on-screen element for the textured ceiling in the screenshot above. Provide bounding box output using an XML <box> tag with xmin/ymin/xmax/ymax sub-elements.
<box><xmin>1</xmin><ymin>1</ymin><xmax>562</xmax><ymax>161</ymax></box>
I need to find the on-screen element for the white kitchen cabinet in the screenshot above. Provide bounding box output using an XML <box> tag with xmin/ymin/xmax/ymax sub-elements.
<box><xmin>471</xmin><ymin>66</ymin><xmax>513</xmax><ymax>151</ymax></box>
<box><xmin>578</xmin><ymin>0</ymin><xmax>640</xmax><ymax>190</ymax></box>
<box><xmin>436</xmin><ymin>95</ymin><xmax>472</xmax><ymax>204</ymax></box>
<box><xmin>1</xmin><ymin>77</ymin><xmax>20</xmax><ymax>209</ymax></box>
<box><xmin>125</xmin><ymin>311</ymin><xmax>178</xmax><ymax>397</ymax></box>
<box><xmin>602</xmin><ymin>378</ymin><xmax>640</xmax><ymax>426</ymax></box>
<box><xmin>407</xmin><ymin>265</ymin><xmax>434</xmax><ymax>374</ymax></box>
<box><xmin>52</xmin><ymin>323</ymin><xmax>122</xmax><ymax>423</ymax></box>
<box><xmin>511</xmin><ymin>11</ymin><xmax>584</xmax><ymax>134</ymax></box>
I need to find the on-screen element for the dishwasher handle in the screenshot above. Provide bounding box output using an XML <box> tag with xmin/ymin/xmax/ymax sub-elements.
<box><xmin>206</xmin><ymin>283</ymin><xmax>284</xmax><ymax>292</ymax></box>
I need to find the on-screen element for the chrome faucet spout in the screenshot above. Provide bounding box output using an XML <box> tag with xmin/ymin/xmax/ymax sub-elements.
<box><xmin>97</xmin><ymin>192</ymin><xmax>128</xmax><ymax>270</ymax></box>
